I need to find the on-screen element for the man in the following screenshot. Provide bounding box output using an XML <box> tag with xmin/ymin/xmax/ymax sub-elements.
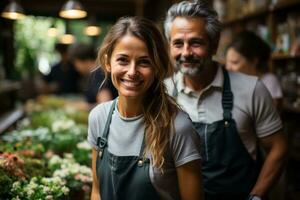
<box><xmin>42</xmin><ymin>43</ymin><xmax>80</xmax><ymax>94</ymax></box>
<box><xmin>164</xmin><ymin>1</ymin><xmax>287</xmax><ymax>200</ymax></box>
<box><xmin>68</xmin><ymin>43</ymin><xmax>117</xmax><ymax>106</ymax></box>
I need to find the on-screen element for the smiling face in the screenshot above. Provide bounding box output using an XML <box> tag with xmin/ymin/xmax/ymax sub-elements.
<box><xmin>170</xmin><ymin>17</ymin><xmax>213</xmax><ymax>77</ymax></box>
<box><xmin>107</xmin><ymin>34</ymin><xmax>155</xmax><ymax>101</ymax></box>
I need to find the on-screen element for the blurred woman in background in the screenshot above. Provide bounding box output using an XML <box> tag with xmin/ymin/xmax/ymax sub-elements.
<box><xmin>226</xmin><ymin>31</ymin><xmax>283</xmax><ymax>110</ymax></box>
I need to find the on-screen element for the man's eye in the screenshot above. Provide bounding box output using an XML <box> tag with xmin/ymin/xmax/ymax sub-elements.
<box><xmin>139</xmin><ymin>59</ymin><xmax>151</xmax><ymax>67</ymax></box>
<box><xmin>190</xmin><ymin>41</ymin><xmax>204</xmax><ymax>47</ymax></box>
<box><xmin>172</xmin><ymin>41</ymin><xmax>183</xmax><ymax>48</ymax></box>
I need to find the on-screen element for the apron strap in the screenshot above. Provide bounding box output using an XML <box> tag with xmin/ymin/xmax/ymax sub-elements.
<box><xmin>137</xmin><ymin>137</ymin><xmax>146</xmax><ymax>167</ymax></box>
<box><xmin>97</xmin><ymin>99</ymin><xmax>117</xmax><ymax>149</ymax></box>
<box><xmin>222</xmin><ymin>68</ymin><xmax>233</xmax><ymax>121</ymax></box>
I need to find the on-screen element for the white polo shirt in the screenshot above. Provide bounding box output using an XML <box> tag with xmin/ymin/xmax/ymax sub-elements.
<box><xmin>165</xmin><ymin>65</ymin><xmax>282</xmax><ymax>159</ymax></box>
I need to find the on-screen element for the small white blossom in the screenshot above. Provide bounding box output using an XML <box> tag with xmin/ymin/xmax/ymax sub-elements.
<box><xmin>62</xmin><ymin>186</ymin><xmax>70</xmax><ymax>195</ymax></box>
<box><xmin>12</xmin><ymin>196</ymin><xmax>21</xmax><ymax>200</ymax></box>
<box><xmin>45</xmin><ymin>195</ymin><xmax>53</xmax><ymax>200</ymax></box>
<box><xmin>77</xmin><ymin>141</ymin><xmax>92</xmax><ymax>150</ymax></box>
<box><xmin>26</xmin><ymin>189</ymin><xmax>34</xmax><ymax>197</ymax></box>
<box><xmin>12</xmin><ymin>181</ymin><xmax>21</xmax><ymax>190</ymax></box>
<box><xmin>52</xmin><ymin>119</ymin><xmax>75</xmax><ymax>132</ymax></box>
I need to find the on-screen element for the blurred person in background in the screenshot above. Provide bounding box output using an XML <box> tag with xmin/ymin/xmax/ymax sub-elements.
<box><xmin>42</xmin><ymin>43</ymin><xmax>80</xmax><ymax>94</ymax></box>
<box><xmin>68</xmin><ymin>43</ymin><xmax>117</xmax><ymax>107</ymax></box>
<box><xmin>226</xmin><ymin>31</ymin><xmax>283</xmax><ymax>110</ymax></box>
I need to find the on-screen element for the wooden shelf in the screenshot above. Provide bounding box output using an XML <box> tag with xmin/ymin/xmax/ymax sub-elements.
<box><xmin>271</xmin><ymin>54</ymin><xmax>300</xmax><ymax>60</ymax></box>
<box><xmin>0</xmin><ymin>107</ymin><xmax>24</xmax><ymax>135</ymax></box>
<box><xmin>270</xmin><ymin>0</ymin><xmax>300</xmax><ymax>12</ymax></box>
<box><xmin>223</xmin><ymin>7</ymin><xmax>268</xmax><ymax>26</ymax></box>
<box><xmin>0</xmin><ymin>80</ymin><xmax>21</xmax><ymax>94</ymax></box>
<box><xmin>223</xmin><ymin>0</ymin><xmax>300</xmax><ymax>26</ymax></box>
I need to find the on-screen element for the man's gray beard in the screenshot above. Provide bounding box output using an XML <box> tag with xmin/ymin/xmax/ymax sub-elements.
<box><xmin>176</xmin><ymin>58</ymin><xmax>213</xmax><ymax>77</ymax></box>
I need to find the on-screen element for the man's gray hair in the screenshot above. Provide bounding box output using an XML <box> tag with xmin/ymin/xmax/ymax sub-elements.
<box><xmin>164</xmin><ymin>0</ymin><xmax>222</xmax><ymax>51</ymax></box>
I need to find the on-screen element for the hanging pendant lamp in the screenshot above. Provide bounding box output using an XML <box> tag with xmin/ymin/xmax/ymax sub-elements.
<box><xmin>1</xmin><ymin>0</ymin><xmax>25</xmax><ymax>20</ymax></box>
<box><xmin>59</xmin><ymin>0</ymin><xmax>87</xmax><ymax>19</ymax></box>
<box><xmin>84</xmin><ymin>16</ymin><xmax>101</xmax><ymax>36</ymax></box>
<box><xmin>59</xmin><ymin>22</ymin><xmax>76</xmax><ymax>44</ymax></box>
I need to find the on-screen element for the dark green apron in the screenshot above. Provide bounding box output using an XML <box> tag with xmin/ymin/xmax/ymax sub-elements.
<box><xmin>96</xmin><ymin>100</ymin><xmax>160</xmax><ymax>200</ymax></box>
<box><xmin>173</xmin><ymin>68</ymin><xmax>263</xmax><ymax>200</ymax></box>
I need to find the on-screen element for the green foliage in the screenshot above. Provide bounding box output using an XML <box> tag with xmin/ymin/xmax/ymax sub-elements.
<box><xmin>72</xmin><ymin>141</ymin><xmax>92</xmax><ymax>166</ymax></box>
<box><xmin>14</xmin><ymin>16</ymin><xmax>64</xmax><ymax>75</ymax></box>
<box><xmin>11</xmin><ymin>177</ymin><xmax>69</xmax><ymax>200</ymax></box>
<box><xmin>0</xmin><ymin>168</ymin><xmax>13</xmax><ymax>199</ymax></box>
<box><xmin>22</xmin><ymin>158</ymin><xmax>50</xmax><ymax>178</ymax></box>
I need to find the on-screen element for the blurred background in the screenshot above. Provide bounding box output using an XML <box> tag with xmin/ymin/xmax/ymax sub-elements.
<box><xmin>0</xmin><ymin>0</ymin><xmax>300</xmax><ymax>200</ymax></box>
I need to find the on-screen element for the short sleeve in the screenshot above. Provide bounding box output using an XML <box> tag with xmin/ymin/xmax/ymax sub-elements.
<box><xmin>261</xmin><ymin>74</ymin><xmax>283</xmax><ymax>99</ymax></box>
<box><xmin>87</xmin><ymin>108</ymin><xmax>100</xmax><ymax>150</ymax></box>
<box><xmin>170</xmin><ymin>111</ymin><xmax>201</xmax><ymax>167</ymax></box>
<box><xmin>252</xmin><ymin>80</ymin><xmax>282</xmax><ymax>138</ymax></box>
<box><xmin>87</xmin><ymin>101</ymin><xmax>113</xmax><ymax>150</ymax></box>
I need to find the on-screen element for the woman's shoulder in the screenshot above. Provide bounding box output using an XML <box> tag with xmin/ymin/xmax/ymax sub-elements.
<box><xmin>89</xmin><ymin>100</ymin><xmax>116</xmax><ymax>122</ymax></box>
<box><xmin>173</xmin><ymin>110</ymin><xmax>194</xmax><ymax>135</ymax></box>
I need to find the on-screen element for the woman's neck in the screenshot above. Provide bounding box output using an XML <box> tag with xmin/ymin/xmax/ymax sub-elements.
<box><xmin>118</xmin><ymin>96</ymin><xmax>143</xmax><ymax>118</ymax></box>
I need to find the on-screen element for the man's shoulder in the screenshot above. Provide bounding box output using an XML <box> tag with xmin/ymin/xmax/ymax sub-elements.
<box><xmin>228</xmin><ymin>70</ymin><xmax>259</xmax><ymax>93</ymax></box>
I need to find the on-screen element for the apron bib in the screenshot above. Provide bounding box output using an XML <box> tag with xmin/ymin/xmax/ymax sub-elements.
<box><xmin>173</xmin><ymin>68</ymin><xmax>263</xmax><ymax>200</ymax></box>
<box><xmin>96</xmin><ymin>100</ymin><xmax>159</xmax><ymax>200</ymax></box>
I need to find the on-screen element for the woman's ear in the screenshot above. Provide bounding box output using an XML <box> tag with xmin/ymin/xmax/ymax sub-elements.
<box><xmin>105</xmin><ymin>54</ymin><xmax>111</xmax><ymax>72</ymax></box>
<box><xmin>105</xmin><ymin>64</ymin><xmax>111</xmax><ymax>72</ymax></box>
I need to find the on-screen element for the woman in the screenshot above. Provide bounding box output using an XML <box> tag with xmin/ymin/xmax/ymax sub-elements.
<box><xmin>87</xmin><ymin>16</ymin><xmax>203</xmax><ymax>200</ymax></box>
<box><xmin>226</xmin><ymin>31</ymin><xmax>283</xmax><ymax>110</ymax></box>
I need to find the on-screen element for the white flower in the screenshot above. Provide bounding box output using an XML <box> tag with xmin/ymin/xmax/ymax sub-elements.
<box><xmin>51</xmin><ymin>119</ymin><xmax>75</xmax><ymax>132</ymax></box>
<box><xmin>26</xmin><ymin>189</ymin><xmax>34</xmax><ymax>197</ymax></box>
<box><xmin>77</xmin><ymin>141</ymin><xmax>92</xmax><ymax>150</ymax></box>
<box><xmin>43</xmin><ymin>186</ymin><xmax>51</xmax><ymax>194</ymax></box>
<box><xmin>19</xmin><ymin>118</ymin><xmax>30</xmax><ymax>127</ymax></box>
<box><xmin>48</xmin><ymin>155</ymin><xmax>62</xmax><ymax>167</ymax></box>
<box><xmin>41</xmin><ymin>177</ymin><xmax>50</xmax><ymax>185</ymax></box>
<box><xmin>64</xmin><ymin>153</ymin><xmax>73</xmax><ymax>159</ymax></box>
<box><xmin>12</xmin><ymin>181</ymin><xmax>21</xmax><ymax>190</ymax></box>
<box><xmin>62</xmin><ymin>186</ymin><xmax>70</xmax><ymax>195</ymax></box>
<box><xmin>46</xmin><ymin>195</ymin><xmax>54</xmax><ymax>200</ymax></box>
<box><xmin>53</xmin><ymin>168</ymin><xmax>69</xmax><ymax>178</ymax></box>
<box><xmin>52</xmin><ymin>176</ymin><xmax>64</xmax><ymax>185</ymax></box>
<box><xmin>12</xmin><ymin>196</ymin><xmax>21</xmax><ymax>200</ymax></box>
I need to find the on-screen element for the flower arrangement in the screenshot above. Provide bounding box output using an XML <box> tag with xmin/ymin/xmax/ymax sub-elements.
<box><xmin>11</xmin><ymin>177</ymin><xmax>69</xmax><ymax>200</ymax></box>
<box><xmin>0</xmin><ymin>96</ymin><xmax>91</xmax><ymax>199</ymax></box>
<box><xmin>0</xmin><ymin>152</ymin><xmax>26</xmax><ymax>180</ymax></box>
<box><xmin>48</xmin><ymin>153</ymin><xmax>92</xmax><ymax>199</ymax></box>
<box><xmin>73</xmin><ymin>141</ymin><xmax>92</xmax><ymax>166</ymax></box>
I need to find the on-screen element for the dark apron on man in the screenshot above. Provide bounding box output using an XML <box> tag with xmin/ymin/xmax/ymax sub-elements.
<box><xmin>173</xmin><ymin>68</ymin><xmax>263</xmax><ymax>200</ymax></box>
<box><xmin>96</xmin><ymin>100</ymin><xmax>160</xmax><ymax>200</ymax></box>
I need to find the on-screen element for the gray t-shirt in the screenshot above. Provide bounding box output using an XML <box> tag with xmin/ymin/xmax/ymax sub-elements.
<box><xmin>165</xmin><ymin>66</ymin><xmax>282</xmax><ymax>159</ymax></box>
<box><xmin>261</xmin><ymin>73</ymin><xmax>283</xmax><ymax>99</ymax></box>
<box><xmin>88</xmin><ymin>99</ymin><xmax>201</xmax><ymax>200</ymax></box>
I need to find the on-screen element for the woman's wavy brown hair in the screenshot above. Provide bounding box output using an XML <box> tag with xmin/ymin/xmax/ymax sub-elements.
<box><xmin>97</xmin><ymin>16</ymin><xmax>178</xmax><ymax>168</ymax></box>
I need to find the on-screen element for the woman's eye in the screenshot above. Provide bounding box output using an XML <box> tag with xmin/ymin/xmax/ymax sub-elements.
<box><xmin>116</xmin><ymin>58</ymin><xmax>128</xmax><ymax>65</ymax></box>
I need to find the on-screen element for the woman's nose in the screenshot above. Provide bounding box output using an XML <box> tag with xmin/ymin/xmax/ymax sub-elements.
<box><xmin>127</xmin><ymin>62</ymin><xmax>138</xmax><ymax>77</ymax></box>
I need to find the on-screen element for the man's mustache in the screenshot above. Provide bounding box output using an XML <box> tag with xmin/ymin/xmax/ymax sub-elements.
<box><xmin>177</xmin><ymin>55</ymin><xmax>203</xmax><ymax>64</ymax></box>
